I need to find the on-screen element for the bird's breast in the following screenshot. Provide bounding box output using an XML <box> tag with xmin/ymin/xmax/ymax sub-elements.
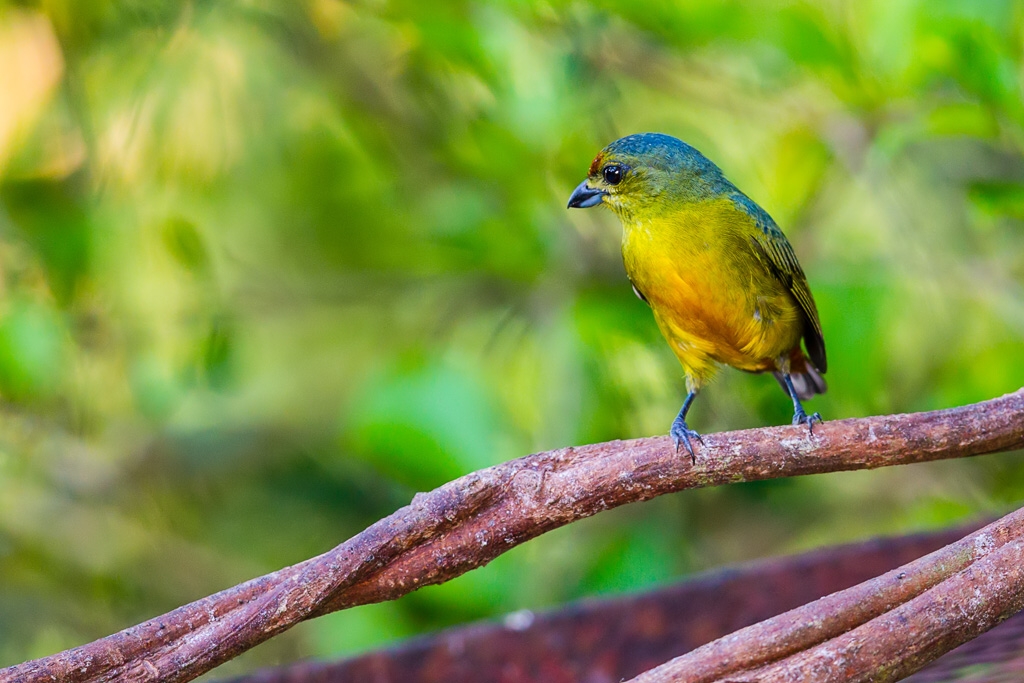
<box><xmin>620</xmin><ymin>202</ymin><xmax>801</xmax><ymax>369</ymax></box>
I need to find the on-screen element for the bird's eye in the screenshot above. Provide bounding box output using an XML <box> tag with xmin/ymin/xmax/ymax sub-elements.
<box><xmin>602</xmin><ymin>164</ymin><xmax>625</xmax><ymax>185</ymax></box>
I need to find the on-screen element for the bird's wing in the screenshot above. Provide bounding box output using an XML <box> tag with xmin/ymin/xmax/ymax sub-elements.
<box><xmin>732</xmin><ymin>193</ymin><xmax>827</xmax><ymax>373</ymax></box>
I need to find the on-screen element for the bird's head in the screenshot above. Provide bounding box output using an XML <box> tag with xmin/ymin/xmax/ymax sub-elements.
<box><xmin>567</xmin><ymin>133</ymin><xmax>731</xmax><ymax>218</ymax></box>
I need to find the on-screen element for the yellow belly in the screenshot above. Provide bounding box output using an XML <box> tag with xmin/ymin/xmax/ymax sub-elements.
<box><xmin>621</xmin><ymin>203</ymin><xmax>802</xmax><ymax>387</ymax></box>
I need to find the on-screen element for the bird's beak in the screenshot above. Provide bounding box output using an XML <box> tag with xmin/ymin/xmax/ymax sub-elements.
<box><xmin>567</xmin><ymin>180</ymin><xmax>607</xmax><ymax>209</ymax></box>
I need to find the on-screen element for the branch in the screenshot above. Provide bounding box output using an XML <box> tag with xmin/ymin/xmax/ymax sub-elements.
<box><xmin>220</xmin><ymin>525</ymin><xmax>980</xmax><ymax>683</ymax></box>
<box><xmin>747</xmin><ymin>536</ymin><xmax>1024</xmax><ymax>682</ymax></box>
<box><xmin>3</xmin><ymin>390</ymin><xmax>1022</xmax><ymax>683</ymax></box>
<box><xmin>629</xmin><ymin>505</ymin><xmax>1024</xmax><ymax>682</ymax></box>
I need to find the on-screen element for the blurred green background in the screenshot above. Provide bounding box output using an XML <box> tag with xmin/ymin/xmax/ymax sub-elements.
<box><xmin>1</xmin><ymin>0</ymin><xmax>1023</xmax><ymax>677</ymax></box>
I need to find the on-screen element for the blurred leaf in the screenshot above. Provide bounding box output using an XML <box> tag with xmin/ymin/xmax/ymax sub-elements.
<box><xmin>580</xmin><ymin>523</ymin><xmax>676</xmax><ymax>595</ymax></box>
<box><xmin>778</xmin><ymin>5</ymin><xmax>848</xmax><ymax>72</ymax></box>
<box><xmin>200</xmin><ymin>317</ymin><xmax>236</xmax><ymax>391</ymax></box>
<box><xmin>926</xmin><ymin>103</ymin><xmax>997</xmax><ymax>139</ymax></box>
<box><xmin>0</xmin><ymin>178</ymin><xmax>90</xmax><ymax>304</ymax></box>
<box><xmin>968</xmin><ymin>182</ymin><xmax>1024</xmax><ymax>219</ymax></box>
<box><xmin>130</xmin><ymin>353</ymin><xmax>182</xmax><ymax>420</ymax></box>
<box><xmin>161</xmin><ymin>216</ymin><xmax>210</xmax><ymax>275</ymax></box>
<box><xmin>307</xmin><ymin>601</ymin><xmax>415</xmax><ymax>658</ymax></box>
<box><xmin>0</xmin><ymin>298</ymin><xmax>66</xmax><ymax>401</ymax></box>
<box><xmin>344</xmin><ymin>360</ymin><xmax>502</xmax><ymax>487</ymax></box>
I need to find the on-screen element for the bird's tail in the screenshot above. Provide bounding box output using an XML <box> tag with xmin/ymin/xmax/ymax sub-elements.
<box><xmin>774</xmin><ymin>362</ymin><xmax>827</xmax><ymax>401</ymax></box>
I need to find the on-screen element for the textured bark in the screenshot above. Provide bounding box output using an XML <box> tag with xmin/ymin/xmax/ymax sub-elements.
<box><xmin>630</xmin><ymin>507</ymin><xmax>1024</xmax><ymax>682</ymax></box>
<box><xmin>738</xmin><ymin>538</ymin><xmax>1024</xmax><ymax>682</ymax></box>
<box><xmin>221</xmin><ymin>526</ymin><xmax>977</xmax><ymax>683</ymax></box>
<box><xmin>2</xmin><ymin>390</ymin><xmax>1022</xmax><ymax>683</ymax></box>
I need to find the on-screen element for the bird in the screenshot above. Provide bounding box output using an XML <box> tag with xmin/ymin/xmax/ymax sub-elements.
<box><xmin>567</xmin><ymin>133</ymin><xmax>826</xmax><ymax>462</ymax></box>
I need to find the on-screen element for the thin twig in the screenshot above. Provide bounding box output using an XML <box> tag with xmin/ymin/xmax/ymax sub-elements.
<box><xmin>2</xmin><ymin>390</ymin><xmax>1022</xmax><ymax>683</ymax></box>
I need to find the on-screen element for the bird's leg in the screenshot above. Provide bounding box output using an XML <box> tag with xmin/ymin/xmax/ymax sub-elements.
<box><xmin>781</xmin><ymin>373</ymin><xmax>822</xmax><ymax>433</ymax></box>
<box><xmin>670</xmin><ymin>390</ymin><xmax>704</xmax><ymax>464</ymax></box>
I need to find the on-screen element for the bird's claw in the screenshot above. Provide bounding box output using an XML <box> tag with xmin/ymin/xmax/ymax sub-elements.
<box><xmin>671</xmin><ymin>418</ymin><xmax>705</xmax><ymax>465</ymax></box>
<box><xmin>793</xmin><ymin>410</ymin><xmax>823</xmax><ymax>434</ymax></box>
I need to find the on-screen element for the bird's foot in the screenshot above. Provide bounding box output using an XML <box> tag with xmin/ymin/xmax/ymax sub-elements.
<box><xmin>671</xmin><ymin>417</ymin><xmax>705</xmax><ymax>464</ymax></box>
<box><xmin>793</xmin><ymin>409</ymin><xmax>823</xmax><ymax>434</ymax></box>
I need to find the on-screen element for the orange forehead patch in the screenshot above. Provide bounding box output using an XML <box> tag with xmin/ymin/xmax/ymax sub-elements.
<box><xmin>588</xmin><ymin>153</ymin><xmax>604</xmax><ymax>176</ymax></box>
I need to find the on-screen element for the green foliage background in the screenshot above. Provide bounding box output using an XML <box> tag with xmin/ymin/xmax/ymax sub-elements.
<box><xmin>1</xmin><ymin>0</ymin><xmax>1023</xmax><ymax>676</ymax></box>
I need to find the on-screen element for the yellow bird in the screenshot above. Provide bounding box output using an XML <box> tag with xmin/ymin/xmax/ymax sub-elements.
<box><xmin>567</xmin><ymin>133</ymin><xmax>826</xmax><ymax>461</ymax></box>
